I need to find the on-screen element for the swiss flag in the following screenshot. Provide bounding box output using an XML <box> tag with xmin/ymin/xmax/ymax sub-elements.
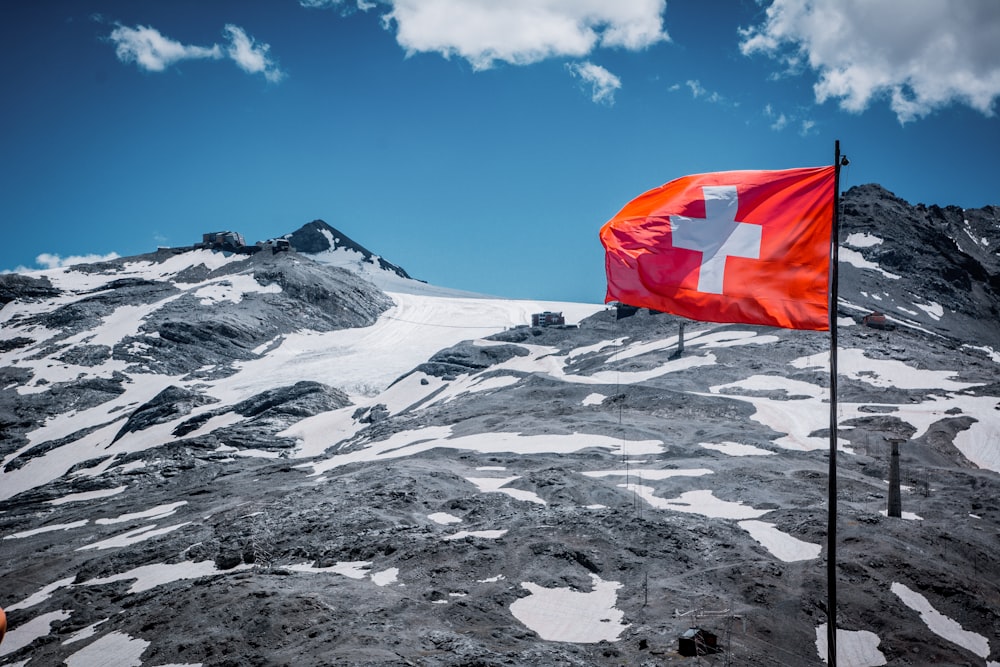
<box><xmin>600</xmin><ymin>166</ymin><xmax>836</xmax><ymax>331</ymax></box>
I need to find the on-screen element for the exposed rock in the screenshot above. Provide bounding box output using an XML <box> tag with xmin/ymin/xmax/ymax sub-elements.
<box><xmin>840</xmin><ymin>184</ymin><xmax>1000</xmax><ymax>348</ymax></box>
<box><xmin>114</xmin><ymin>385</ymin><xmax>219</xmax><ymax>443</ymax></box>
<box><xmin>416</xmin><ymin>342</ymin><xmax>530</xmax><ymax>377</ymax></box>
<box><xmin>1</xmin><ymin>202</ymin><xmax>998</xmax><ymax>667</ymax></box>
<box><xmin>0</xmin><ymin>273</ymin><xmax>60</xmax><ymax>304</ymax></box>
<box><xmin>233</xmin><ymin>381</ymin><xmax>351</xmax><ymax>419</ymax></box>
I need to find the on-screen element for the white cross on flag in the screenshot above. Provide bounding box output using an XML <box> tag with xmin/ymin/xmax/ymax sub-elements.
<box><xmin>600</xmin><ymin>166</ymin><xmax>836</xmax><ymax>330</ymax></box>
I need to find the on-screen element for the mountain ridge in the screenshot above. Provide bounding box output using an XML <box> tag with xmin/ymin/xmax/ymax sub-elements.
<box><xmin>0</xmin><ymin>185</ymin><xmax>998</xmax><ymax>666</ymax></box>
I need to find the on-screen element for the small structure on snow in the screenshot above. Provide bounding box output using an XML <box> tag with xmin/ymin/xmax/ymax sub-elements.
<box><xmin>258</xmin><ymin>238</ymin><xmax>292</xmax><ymax>254</ymax></box>
<box><xmin>861</xmin><ymin>311</ymin><xmax>894</xmax><ymax>330</ymax></box>
<box><xmin>532</xmin><ymin>311</ymin><xmax>565</xmax><ymax>327</ymax></box>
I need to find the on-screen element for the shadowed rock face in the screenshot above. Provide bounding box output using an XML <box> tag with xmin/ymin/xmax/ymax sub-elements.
<box><xmin>838</xmin><ymin>184</ymin><xmax>1000</xmax><ymax>348</ymax></box>
<box><xmin>0</xmin><ymin>273</ymin><xmax>60</xmax><ymax>305</ymax></box>
<box><xmin>0</xmin><ymin>201</ymin><xmax>999</xmax><ymax>667</ymax></box>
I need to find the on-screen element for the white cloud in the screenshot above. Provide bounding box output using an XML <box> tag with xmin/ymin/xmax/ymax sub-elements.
<box><xmin>109</xmin><ymin>23</ymin><xmax>284</xmax><ymax>82</ymax></box>
<box><xmin>763</xmin><ymin>103</ymin><xmax>816</xmax><ymax>136</ymax></box>
<box><xmin>763</xmin><ymin>102</ymin><xmax>788</xmax><ymax>130</ymax></box>
<box><xmin>381</xmin><ymin>0</ymin><xmax>668</xmax><ymax>71</ymax></box>
<box><xmin>224</xmin><ymin>25</ymin><xmax>285</xmax><ymax>83</ymax></box>
<box><xmin>109</xmin><ymin>24</ymin><xmax>222</xmax><ymax>72</ymax></box>
<box><xmin>682</xmin><ymin>79</ymin><xmax>727</xmax><ymax>105</ymax></box>
<box><xmin>739</xmin><ymin>0</ymin><xmax>1000</xmax><ymax>123</ymax></box>
<box><xmin>300</xmin><ymin>0</ymin><xmax>375</xmax><ymax>9</ymax></box>
<box><xmin>567</xmin><ymin>61</ymin><xmax>621</xmax><ymax>105</ymax></box>
<box><xmin>685</xmin><ymin>79</ymin><xmax>706</xmax><ymax>98</ymax></box>
<box><xmin>15</xmin><ymin>252</ymin><xmax>121</xmax><ymax>273</ymax></box>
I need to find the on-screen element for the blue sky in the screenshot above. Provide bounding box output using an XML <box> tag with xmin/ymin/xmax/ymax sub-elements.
<box><xmin>3</xmin><ymin>0</ymin><xmax>999</xmax><ymax>303</ymax></box>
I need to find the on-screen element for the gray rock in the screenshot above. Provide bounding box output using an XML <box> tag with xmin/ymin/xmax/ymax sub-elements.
<box><xmin>113</xmin><ymin>385</ymin><xmax>219</xmax><ymax>443</ymax></box>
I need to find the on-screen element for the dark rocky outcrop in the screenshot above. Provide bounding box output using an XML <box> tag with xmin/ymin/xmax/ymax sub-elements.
<box><xmin>839</xmin><ymin>184</ymin><xmax>1000</xmax><ymax>347</ymax></box>
<box><xmin>416</xmin><ymin>342</ymin><xmax>530</xmax><ymax>378</ymax></box>
<box><xmin>233</xmin><ymin>381</ymin><xmax>351</xmax><ymax>420</ymax></box>
<box><xmin>0</xmin><ymin>273</ymin><xmax>60</xmax><ymax>305</ymax></box>
<box><xmin>113</xmin><ymin>385</ymin><xmax>219</xmax><ymax>443</ymax></box>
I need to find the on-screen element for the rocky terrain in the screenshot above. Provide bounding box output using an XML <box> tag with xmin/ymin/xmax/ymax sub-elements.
<box><xmin>0</xmin><ymin>190</ymin><xmax>998</xmax><ymax>667</ymax></box>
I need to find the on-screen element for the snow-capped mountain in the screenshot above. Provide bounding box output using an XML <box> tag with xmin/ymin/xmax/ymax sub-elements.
<box><xmin>1</xmin><ymin>190</ymin><xmax>998</xmax><ymax>667</ymax></box>
<box><xmin>284</xmin><ymin>220</ymin><xmax>412</xmax><ymax>281</ymax></box>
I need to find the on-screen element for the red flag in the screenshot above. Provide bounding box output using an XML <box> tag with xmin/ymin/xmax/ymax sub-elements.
<box><xmin>600</xmin><ymin>166</ymin><xmax>836</xmax><ymax>331</ymax></box>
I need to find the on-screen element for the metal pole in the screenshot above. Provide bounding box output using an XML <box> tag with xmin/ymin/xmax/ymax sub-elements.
<box><xmin>888</xmin><ymin>439</ymin><xmax>902</xmax><ymax>518</ymax></box>
<box><xmin>827</xmin><ymin>140</ymin><xmax>843</xmax><ymax>667</ymax></box>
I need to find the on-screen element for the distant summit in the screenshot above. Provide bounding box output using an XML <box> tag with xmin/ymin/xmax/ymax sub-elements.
<box><xmin>838</xmin><ymin>183</ymin><xmax>1000</xmax><ymax>347</ymax></box>
<box><xmin>285</xmin><ymin>220</ymin><xmax>411</xmax><ymax>279</ymax></box>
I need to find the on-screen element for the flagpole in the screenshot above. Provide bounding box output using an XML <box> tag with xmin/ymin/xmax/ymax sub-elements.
<box><xmin>827</xmin><ymin>140</ymin><xmax>844</xmax><ymax>667</ymax></box>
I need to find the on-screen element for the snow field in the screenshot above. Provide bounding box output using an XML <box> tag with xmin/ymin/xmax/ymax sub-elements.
<box><xmin>5</xmin><ymin>267</ymin><xmax>998</xmax><ymax>659</ymax></box>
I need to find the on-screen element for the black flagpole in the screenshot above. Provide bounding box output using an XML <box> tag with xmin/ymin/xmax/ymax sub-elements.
<box><xmin>827</xmin><ymin>140</ymin><xmax>844</xmax><ymax>667</ymax></box>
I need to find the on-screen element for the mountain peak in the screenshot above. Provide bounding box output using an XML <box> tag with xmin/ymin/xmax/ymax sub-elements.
<box><xmin>284</xmin><ymin>220</ymin><xmax>411</xmax><ymax>279</ymax></box>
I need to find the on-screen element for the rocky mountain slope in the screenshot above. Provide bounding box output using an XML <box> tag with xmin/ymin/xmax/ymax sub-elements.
<box><xmin>0</xmin><ymin>189</ymin><xmax>998</xmax><ymax>667</ymax></box>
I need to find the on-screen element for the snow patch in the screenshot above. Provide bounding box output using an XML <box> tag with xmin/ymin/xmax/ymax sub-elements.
<box><xmin>510</xmin><ymin>575</ymin><xmax>628</xmax><ymax>643</ymax></box>
<box><xmin>64</xmin><ymin>631</ymin><xmax>149</xmax><ymax>667</ymax></box>
<box><xmin>466</xmin><ymin>475</ymin><xmax>546</xmax><ymax>504</ymax></box>
<box><xmin>814</xmin><ymin>624</ymin><xmax>887</xmax><ymax>666</ymax></box>
<box><xmin>738</xmin><ymin>520</ymin><xmax>821</xmax><ymax>561</ymax></box>
<box><xmin>5</xmin><ymin>520</ymin><xmax>89</xmax><ymax>539</ymax></box>
<box><xmin>962</xmin><ymin>344</ymin><xmax>1000</xmax><ymax>363</ymax></box>
<box><xmin>792</xmin><ymin>349</ymin><xmax>977</xmax><ymax>391</ymax></box>
<box><xmin>839</xmin><ymin>247</ymin><xmax>900</xmax><ymax>279</ymax></box>
<box><xmin>914</xmin><ymin>301</ymin><xmax>944</xmax><ymax>320</ymax></box>
<box><xmin>626</xmin><ymin>487</ymin><xmax>768</xmax><ymax>520</ymax></box>
<box><xmin>844</xmin><ymin>232</ymin><xmax>883</xmax><ymax>248</ymax></box>
<box><xmin>444</xmin><ymin>529</ymin><xmax>507</xmax><ymax>540</ymax></box>
<box><xmin>47</xmin><ymin>486</ymin><xmax>127</xmax><ymax>506</ymax></box>
<box><xmin>0</xmin><ymin>610</ymin><xmax>73</xmax><ymax>658</ymax></box>
<box><xmin>194</xmin><ymin>274</ymin><xmax>281</xmax><ymax>305</ymax></box>
<box><xmin>95</xmin><ymin>501</ymin><xmax>187</xmax><ymax>525</ymax></box>
<box><xmin>700</xmin><ymin>441</ymin><xmax>774</xmax><ymax>456</ymax></box>
<box><xmin>583</xmin><ymin>468</ymin><xmax>713</xmax><ymax>480</ymax></box>
<box><xmin>891</xmin><ymin>582</ymin><xmax>991</xmax><ymax>658</ymax></box>
<box><xmin>288</xmin><ymin>561</ymin><xmax>371</xmax><ymax>579</ymax></box>
<box><xmin>77</xmin><ymin>522</ymin><xmax>190</xmax><ymax>550</ymax></box>
<box><xmin>371</xmin><ymin>568</ymin><xmax>399</xmax><ymax>586</ymax></box>
<box><xmin>878</xmin><ymin>509</ymin><xmax>923</xmax><ymax>520</ymax></box>
<box><xmin>79</xmin><ymin>560</ymin><xmax>246</xmax><ymax>594</ymax></box>
<box><xmin>6</xmin><ymin>576</ymin><xmax>76</xmax><ymax>611</ymax></box>
<box><xmin>62</xmin><ymin>621</ymin><xmax>106</xmax><ymax>645</ymax></box>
